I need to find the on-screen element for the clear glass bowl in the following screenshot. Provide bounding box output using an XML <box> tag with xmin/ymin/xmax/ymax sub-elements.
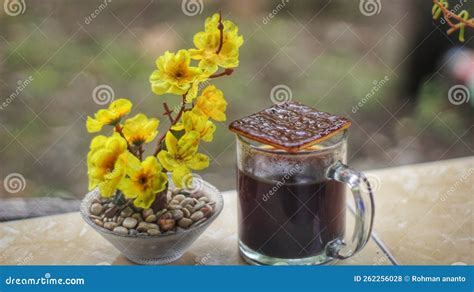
<box><xmin>80</xmin><ymin>176</ymin><xmax>223</xmax><ymax>265</ymax></box>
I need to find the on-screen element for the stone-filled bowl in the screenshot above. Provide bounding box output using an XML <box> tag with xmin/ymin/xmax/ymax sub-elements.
<box><xmin>80</xmin><ymin>176</ymin><xmax>223</xmax><ymax>265</ymax></box>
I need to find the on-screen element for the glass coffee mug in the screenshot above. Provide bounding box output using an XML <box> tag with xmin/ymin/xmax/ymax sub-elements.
<box><xmin>236</xmin><ymin>130</ymin><xmax>374</xmax><ymax>265</ymax></box>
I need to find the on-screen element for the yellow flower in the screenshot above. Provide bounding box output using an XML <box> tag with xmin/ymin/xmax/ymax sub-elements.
<box><xmin>150</xmin><ymin>50</ymin><xmax>203</xmax><ymax>96</ymax></box>
<box><xmin>119</xmin><ymin>156</ymin><xmax>168</xmax><ymax>209</ymax></box>
<box><xmin>122</xmin><ymin>114</ymin><xmax>159</xmax><ymax>146</ymax></box>
<box><xmin>189</xmin><ymin>13</ymin><xmax>243</xmax><ymax>74</ymax></box>
<box><xmin>87</xmin><ymin>134</ymin><xmax>129</xmax><ymax>197</ymax></box>
<box><xmin>173</xmin><ymin>111</ymin><xmax>215</xmax><ymax>142</ymax></box>
<box><xmin>86</xmin><ymin>99</ymin><xmax>133</xmax><ymax>133</ymax></box>
<box><xmin>193</xmin><ymin>85</ymin><xmax>227</xmax><ymax>121</ymax></box>
<box><xmin>157</xmin><ymin>131</ymin><xmax>209</xmax><ymax>188</ymax></box>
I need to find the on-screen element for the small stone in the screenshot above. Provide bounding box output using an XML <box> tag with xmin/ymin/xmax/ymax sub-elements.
<box><xmin>190</xmin><ymin>211</ymin><xmax>204</xmax><ymax>222</ymax></box>
<box><xmin>90</xmin><ymin>203</ymin><xmax>103</xmax><ymax>216</ymax></box>
<box><xmin>142</xmin><ymin>208</ymin><xmax>154</xmax><ymax>219</ymax></box>
<box><xmin>156</xmin><ymin>209</ymin><xmax>167</xmax><ymax>218</ymax></box>
<box><xmin>158</xmin><ymin>219</ymin><xmax>176</xmax><ymax>231</ymax></box>
<box><xmin>178</xmin><ymin>218</ymin><xmax>193</xmax><ymax>228</ymax></box>
<box><xmin>173</xmin><ymin>194</ymin><xmax>186</xmax><ymax>202</ymax></box>
<box><xmin>201</xmin><ymin>206</ymin><xmax>213</xmax><ymax>218</ymax></box>
<box><xmin>192</xmin><ymin>202</ymin><xmax>205</xmax><ymax>212</ymax></box>
<box><xmin>93</xmin><ymin>219</ymin><xmax>103</xmax><ymax>227</ymax></box>
<box><xmin>117</xmin><ymin>216</ymin><xmax>125</xmax><ymax>225</ymax></box>
<box><xmin>120</xmin><ymin>207</ymin><xmax>133</xmax><ymax>217</ymax></box>
<box><xmin>89</xmin><ymin>214</ymin><xmax>101</xmax><ymax>220</ymax></box>
<box><xmin>122</xmin><ymin>217</ymin><xmax>138</xmax><ymax>229</ymax></box>
<box><xmin>147</xmin><ymin>229</ymin><xmax>161</xmax><ymax>236</ymax></box>
<box><xmin>184</xmin><ymin>205</ymin><xmax>194</xmax><ymax>213</ymax></box>
<box><xmin>145</xmin><ymin>214</ymin><xmax>157</xmax><ymax>223</ymax></box>
<box><xmin>194</xmin><ymin>217</ymin><xmax>208</xmax><ymax>226</ymax></box>
<box><xmin>137</xmin><ymin>232</ymin><xmax>148</xmax><ymax>236</ymax></box>
<box><xmin>182</xmin><ymin>208</ymin><xmax>191</xmax><ymax>218</ymax></box>
<box><xmin>191</xmin><ymin>192</ymin><xmax>203</xmax><ymax>199</ymax></box>
<box><xmin>181</xmin><ymin>198</ymin><xmax>195</xmax><ymax>206</ymax></box>
<box><xmin>132</xmin><ymin>213</ymin><xmax>143</xmax><ymax>222</ymax></box>
<box><xmin>113</xmin><ymin>226</ymin><xmax>128</xmax><ymax>235</ymax></box>
<box><xmin>178</xmin><ymin>190</ymin><xmax>191</xmax><ymax>196</ymax></box>
<box><xmin>104</xmin><ymin>222</ymin><xmax>118</xmax><ymax>230</ymax></box>
<box><xmin>168</xmin><ymin>204</ymin><xmax>182</xmax><ymax>210</ymax></box>
<box><xmin>137</xmin><ymin>222</ymin><xmax>159</xmax><ymax>232</ymax></box>
<box><xmin>160</xmin><ymin>211</ymin><xmax>173</xmax><ymax>220</ymax></box>
<box><xmin>129</xmin><ymin>229</ymin><xmax>138</xmax><ymax>236</ymax></box>
<box><xmin>171</xmin><ymin>209</ymin><xmax>184</xmax><ymax>221</ymax></box>
<box><xmin>104</xmin><ymin>206</ymin><xmax>119</xmax><ymax>218</ymax></box>
<box><xmin>169</xmin><ymin>199</ymin><xmax>180</xmax><ymax>206</ymax></box>
<box><xmin>198</xmin><ymin>196</ymin><xmax>210</xmax><ymax>203</ymax></box>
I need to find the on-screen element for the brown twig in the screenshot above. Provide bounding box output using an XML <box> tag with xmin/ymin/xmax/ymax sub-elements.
<box><xmin>209</xmin><ymin>68</ymin><xmax>234</xmax><ymax>78</ymax></box>
<box><xmin>215</xmin><ymin>11</ymin><xmax>224</xmax><ymax>54</ymax></box>
<box><xmin>162</xmin><ymin>102</ymin><xmax>174</xmax><ymax>123</ymax></box>
<box><xmin>153</xmin><ymin>94</ymin><xmax>187</xmax><ymax>156</ymax></box>
<box><xmin>138</xmin><ymin>145</ymin><xmax>144</xmax><ymax>160</ymax></box>
<box><xmin>433</xmin><ymin>0</ymin><xmax>474</xmax><ymax>35</ymax></box>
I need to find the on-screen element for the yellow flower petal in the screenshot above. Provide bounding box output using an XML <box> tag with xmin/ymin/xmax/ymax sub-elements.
<box><xmin>171</xmin><ymin>165</ymin><xmax>191</xmax><ymax>188</ymax></box>
<box><xmin>185</xmin><ymin>153</ymin><xmax>209</xmax><ymax>170</ymax></box>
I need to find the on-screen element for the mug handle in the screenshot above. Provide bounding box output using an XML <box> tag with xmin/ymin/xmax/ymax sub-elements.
<box><xmin>325</xmin><ymin>161</ymin><xmax>375</xmax><ymax>259</ymax></box>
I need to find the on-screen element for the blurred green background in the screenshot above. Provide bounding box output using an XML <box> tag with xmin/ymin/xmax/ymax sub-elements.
<box><xmin>0</xmin><ymin>0</ymin><xmax>472</xmax><ymax>206</ymax></box>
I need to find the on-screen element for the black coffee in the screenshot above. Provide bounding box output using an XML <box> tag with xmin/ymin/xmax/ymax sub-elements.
<box><xmin>238</xmin><ymin>169</ymin><xmax>346</xmax><ymax>259</ymax></box>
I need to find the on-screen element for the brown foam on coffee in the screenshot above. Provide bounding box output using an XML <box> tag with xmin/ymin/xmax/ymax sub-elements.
<box><xmin>229</xmin><ymin>101</ymin><xmax>351</xmax><ymax>152</ymax></box>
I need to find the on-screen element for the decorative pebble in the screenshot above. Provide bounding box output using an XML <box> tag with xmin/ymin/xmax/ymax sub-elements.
<box><xmin>171</xmin><ymin>209</ymin><xmax>184</xmax><ymax>221</ymax></box>
<box><xmin>90</xmin><ymin>203</ymin><xmax>103</xmax><ymax>216</ymax></box>
<box><xmin>122</xmin><ymin>217</ymin><xmax>138</xmax><ymax>229</ymax></box>
<box><xmin>131</xmin><ymin>213</ymin><xmax>143</xmax><ymax>222</ymax></box>
<box><xmin>137</xmin><ymin>222</ymin><xmax>159</xmax><ymax>232</ymax></box>
<box><xmin>93</xmin><ymin>219</ymin><xmax>103</xmax><ymax>227</ymax></box>
<box><xmin>198</xmin><ymin>196</ymin><xmax>210</xmax><ymax>203</ymax></box>
<box><xmin>158</xmin><ymin>219</ymin><xmax>176</xmax><ymax>231</ymax></box>
<box><xmin>156</xmin><ymin>209</ymin><xmax>167</xmax><ymax>218</ymax></box>
<box><xmin>184</xmin><ymin>205</ymin><xmax>194</xmax><ymax>213</ymax></box>
<box><xmin>113</xmin><ymin>226</ymin><xmax>128</xmax><ymax>235</ymax></box>
<box><xmin>129</xmin><ymin>229</ymin><xmax>138</xmax><ymax>236</ymax></box>
<box><xmin>168</xmin><ymin>204</ymin><xmax>182</xmax><ymax>210</ymax></box>
<box><xmin>192</xmin><ymin>202</ymin><xmax>205</xmax><ymax>212</ymax></box>
<box><xmin>181</xmin><ymin>198</ymin><xmax>194</xmax><ymax>206</ymax></box>
<box><xmin>145</xmin><ymin>214</ymin><xmax>157</xmax><ymax>223</ymax></box>
<box><xmin>190</xmin><ymin>211</ymin><xmax>204</xmax><ymax>222</ymax></box>
<box><xmin>178</xmin><ymin>218</ymin><xmax>193</xmax><ymax>228</ymax></box>
<box><xmin>104</xmin><ymin>206</ymin><xmax>119</xmax><ymax>218</ymax></box>
<box><xmin>147</xmin><ymin>229</ymin><xmax>161</xmax><ymax>236</ymax></box>
<box><xmin>120</xmin><ymin>207</ymin><xmax>133</xmax><ymax>217</ymax></box>
<box><xmin>117</xmin><ymin>216</ymin><xmax>125</xmax><ymax>225</ymax></box>
<box><xmin>142</xmin><ymin>208</ymin><xmax>154</xmax><ymax>219</ymax></box>
<box><xmin>104</xmin><ymin>222</ymin><xmax>118</xmax><ymax>230</ymax></box>
<box><xmin>89</xmin><ymin>214</ymin><xmax>101</xmax><ymax>220</ymax></box>
<box><xmin>160</xmin><ymin>211</ymin><xmax>173</xmax><ymax>220</ymax></box>
<box><xmin>182</xmin><ymin>208</ymin><xmax>191</xmax><ymax>218</ymax></box>
<box><xmin>201</xmin><ymin>206</ymin><xmax>213</xmax><ymax>218</ymax></box>
<box><xmin>173</xmin><ymin>194</ymin><xmax>186</xmax><ymax>202</ymax></box>
<box><xmin>169</xmin><ymin>199</ymin><xmax>180</xmax><ymax>206</ymax></box>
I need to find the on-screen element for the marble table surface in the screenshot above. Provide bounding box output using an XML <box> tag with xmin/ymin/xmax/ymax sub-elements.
<box><xmin>0</xmin><ymin>157</ymin><xmax>472</xmax><ymax>265</ymax></box>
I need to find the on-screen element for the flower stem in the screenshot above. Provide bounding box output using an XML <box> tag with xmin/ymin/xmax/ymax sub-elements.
<box><xmin>153</xmin><ymin>94</ymin><xmax>187</xmax><ymax>156</ymax></box>
<box><xmin>209</xmin><ymin>68</ymin><xmax>234</xmax><ymax>78</ymax></box>
<box><xmin>162</xmin><ymin>102</ymin><xmax>174</xmax><ymax>123</ymax></box>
